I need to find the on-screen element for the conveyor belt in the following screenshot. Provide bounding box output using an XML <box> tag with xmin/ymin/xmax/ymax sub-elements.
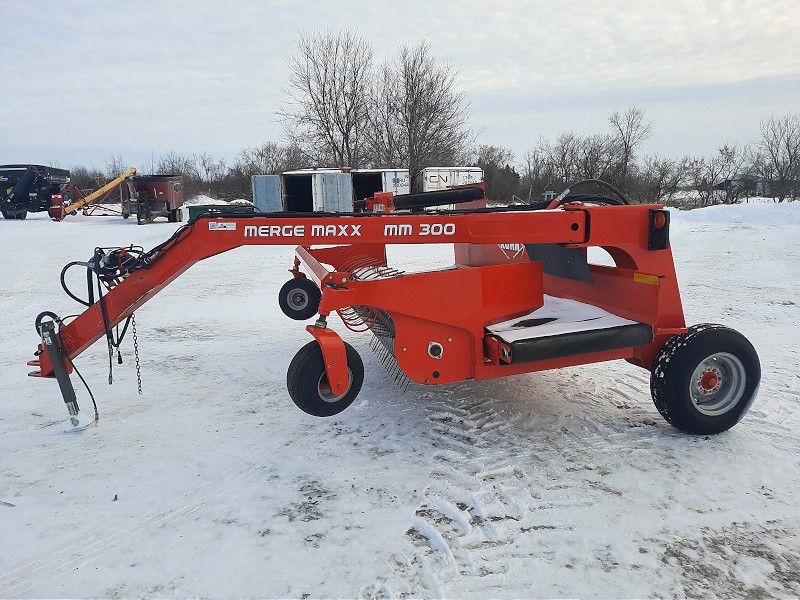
<box><xmin>487</xmin><ymin>295</ymin><xmax>653</xmax><ymax>364</ymax></box>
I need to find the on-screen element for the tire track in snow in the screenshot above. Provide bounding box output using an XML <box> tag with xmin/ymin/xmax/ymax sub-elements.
<box><xmin>362</xmin><ymin>388</ymin><xmax>574</xmax><ymax>597</ymax></box>
<box><xmin>362</xmin><ymin>371</ymin><xmax>670</xmax><ymax>598</ymax></box>
<box><xmin>0</xmin><ymin>430</ymin><xmax>315</xmax><ymax>596</ymax></box>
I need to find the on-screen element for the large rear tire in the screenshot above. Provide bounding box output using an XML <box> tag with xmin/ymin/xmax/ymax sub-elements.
<box><xmin>287</xmin><ymin>341</ymin><xmax>364</xmax><ymax>417</ymax></box>
<box><xmin>651</xmin><ymin>324</ymin><xmax>760</xmax><ymax>434</ymax></box>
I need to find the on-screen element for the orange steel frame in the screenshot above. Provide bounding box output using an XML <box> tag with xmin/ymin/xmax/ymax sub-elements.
<box><xmin>28</xmin><ymin>204</ymin><xmax>687</xmax><ymax>398</ymax></box>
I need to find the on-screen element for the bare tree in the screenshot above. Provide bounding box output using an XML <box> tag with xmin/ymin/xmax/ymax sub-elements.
<box><xmin>69</xmin><ymin>165</ymin><xmax>104</xmax><ymax>194</ymax></box>
<box><xmin>753</xmin><ymin>112</ymin><xmax>800</xmax><ymax>202</ymax></box>
<box><xmin>234</xmin><ymin>142</ymin><xmax>304</xmax><ymax>175</ymax></box>
<box><xmin>609</xmin><ymin>106</ymin><xmax>653</xmax><ymax>191</ymax></box>
<box><xmin>194</xmin><ymin>152</ymin><xmax>227</xmax><ymax>193</ymax></box>
<box><xmin>142</xmin><ymin>152</ymin><xmax>158</xmax><ymax>175</ymax></box>
<box><xmin>366</xmin><ymin>60</ymin><xmax>405</xmax><ymax>168</ymax></box>
<box><xmin>105</xmin><ymin>154</ymin><xmax>128</xmax><ymax>179</ymax></box>
<box><xmin>545</xmin><ymin>132</ymin><xmax>580</xmax><ymax>187</ymax></box>
<box><xmin>575</xmin><ymin>133</ymin><xmax>619</xmax><ymax>182</ymax></box>
<box><xmin>519</xmin><ymin>147</ymin><xmax>548</xmax><ymax>202</ymax></box>
<box><xmin>371</xmin><ymin>41</ymin><xmax>472</xmax><ymax>190</ymax></box>
<box><xmin>156</xmin><ymin>150</ymin><xmax>197</xmax><ymax>178</ymax></box>
<box><xmin>635</xmin><ymin>155</ymin><xmax>685</xmax><ymax>203</ymax></box>
<box><xmin>473</xmin><ymin>145</ymin><xmax>518</xmax><ymax>203</ymax></box>
<box><xmin>683</xmin><ymin>144</ymin><xmax>745</xmax><ymax>205</ymax></box>
<box><xmin>235</xmin><ymin>142</ymin><xmax>285</xmax><ymax>176</ymax></box>
<box><xmin>281</xmin><ymin>29</ymin><xmax>373</xmax><ymax>168</ymax></box>
<box><xmin>214</xmin><ymin>142</ymin><xmax>306</xmax><ymax>200</ymax></box>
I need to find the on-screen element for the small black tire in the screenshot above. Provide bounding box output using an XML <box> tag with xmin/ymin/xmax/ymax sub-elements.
<box><xmin>287</xmin><ymin>340</ymin><xmax>364</xmax><ymax>417</ymax></box>
<box><xmin>651</xmin><ymin>324</ymin><xmax>760</xmax><ymax>434</ymax></box>
<box><xmin>278</xmin><ymin>278</ymin><xmax>321</xmax><ymax>321</ymax></box>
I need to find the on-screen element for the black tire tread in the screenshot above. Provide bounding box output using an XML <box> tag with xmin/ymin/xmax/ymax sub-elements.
<box><xmin>650</xmin><ymin>324</ymin><xmax>760</xmax><ymax>434</ymax></box>
<box><xmin>286</xmin><ymin>340</ymin><xmax>364</xmax><ymax>417</ymax></box>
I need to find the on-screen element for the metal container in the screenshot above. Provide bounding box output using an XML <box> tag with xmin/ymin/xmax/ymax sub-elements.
<box><xmin>415</xmin><ymin>167</ymin><xmax>484</xmax><ymax>210</ymax></box>
<box><xmin>281</xmin><ymin>169</ymin><xmax>353</xmax><ymax>212</ymax></box>
<box><xmin>352</xmin><ymin>169</ymin><xmax>410</xmax><ymax>202</ymax></box>
<box><xmin>416</xmin><ymin>167</ymin><xmax>484</xmax><ymax>192</ymax></box>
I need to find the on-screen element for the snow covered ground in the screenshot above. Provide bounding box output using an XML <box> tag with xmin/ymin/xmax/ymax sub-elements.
<box><xmin>1</xmin><ymin>203</ymin><xmax>799</xmax><ymax>598</ymax></box>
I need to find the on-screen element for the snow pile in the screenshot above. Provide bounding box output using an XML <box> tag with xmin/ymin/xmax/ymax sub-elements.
<box><xmin>670</xmin><ymin>199</ymin><xmax>799</xmax><ymax>226</ymax></box>
<box><xmin>182</xmin><ymin>194</ymin><xmax>228</xmax><ymax>205</ymax></box>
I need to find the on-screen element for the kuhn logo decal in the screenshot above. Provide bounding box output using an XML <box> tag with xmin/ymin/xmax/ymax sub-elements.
<box><xmin>499</xmin><ymin>243</ymin><xmax>525</xmax><ymax>259</ymax></box>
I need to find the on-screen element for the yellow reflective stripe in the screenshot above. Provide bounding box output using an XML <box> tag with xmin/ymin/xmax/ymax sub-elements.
<box><xmin>634</xmin><ymin>273</ymin><xmax>660</xmax><ymax>285</ymax></box>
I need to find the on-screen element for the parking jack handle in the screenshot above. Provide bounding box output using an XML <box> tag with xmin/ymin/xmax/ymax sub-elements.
<box><xmin>40</xmin><ymin>321</ymin><xmax>80</xmax><ymax>417</ymax></box>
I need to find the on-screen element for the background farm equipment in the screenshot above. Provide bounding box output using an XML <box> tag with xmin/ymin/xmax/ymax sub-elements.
<box><xmin>122</xmin><ymin>174</ymin><xmax>184</xmax><ymax>224</ymax></box>
<box><xmin>49</xmin><ymin>168</ymin><xmax>138</xmax><ymax>221</ymax></box>
<box><xmin>0</xmin><ymin>164</ymin><xmax>141</xmax><ymax>221</ymax></box>
<box><xmin>0</xmin><ymin>164</ymin><xmax>70</xmax><ymax>219</ymax></box>
<box><xmin>28</xmin><ymin>180</ymin><xmax>760</xmax><ymax>436</ymax></box>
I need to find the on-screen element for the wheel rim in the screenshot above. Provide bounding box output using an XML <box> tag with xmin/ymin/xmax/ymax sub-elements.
<box><xmin>287</xmin><ymin>287</ymin><xmax>309</xmax><ymax>311</ymax></box>
<box><xmin>689</xmin><ymin>352</ymin><xmax>747</xmax><ymax>416</ymax></box>
<box><xmin>317</xmin><ymin>368</ymin><xmax>353</xmax><ymax>403</ymax></box>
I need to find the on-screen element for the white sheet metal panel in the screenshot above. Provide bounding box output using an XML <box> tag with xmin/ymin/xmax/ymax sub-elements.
<box><xmin>312</xmin><ymin>172</ymin><xmax>353</xmax><ymax>212</ymax></box>
<box><xmin>251</xmin><ymin>175</ymin><xmax>283</xmax><ymax>212</ymax></box>
<box><xmin>381</xmin><ymin>170</ymin><xmax>410</xmax><ymax>195</ymax></box>
<box><xmin>487</xmin><ymin>295</ymin><xmax>641</xmax><ymax>343</ymax></box>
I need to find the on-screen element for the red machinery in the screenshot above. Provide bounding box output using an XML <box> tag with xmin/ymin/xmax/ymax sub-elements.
<box><xmin>123</xmin><ymin>174</ymin><xmax>184</xmax><ymax>224</ymax></box>
<box><xmin>28</xmin><ymin>181</ymin><xmax>760</xmax><ymax>435</ymax></box>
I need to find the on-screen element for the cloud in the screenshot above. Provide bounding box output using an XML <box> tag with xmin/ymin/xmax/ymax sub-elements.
<box><xmin>1</xmin><ymin>0</ymin><xmax>798</xmax><ymax>168</ymax></box>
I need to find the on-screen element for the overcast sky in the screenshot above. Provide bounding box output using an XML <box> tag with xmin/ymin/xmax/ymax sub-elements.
<box><xmin>1</xmin><ymin>0</ymin><xmax>798</xmax><ymax>171</ymax></box>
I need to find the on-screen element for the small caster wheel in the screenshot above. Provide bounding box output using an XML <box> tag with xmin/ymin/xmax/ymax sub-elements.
<box><xmin>278</xmin><ymin>278</ymin><xmax>321</xmax><ymax>320</ymax></box>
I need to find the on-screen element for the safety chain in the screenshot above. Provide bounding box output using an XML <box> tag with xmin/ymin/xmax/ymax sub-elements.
<box><xmin>107</xmin><ymin>342</ymin><xmax>114</xmax><ymax>385</ymax></box>
<box><xmin>132</xmin><ymin>314</ymin><xmax>142</xmax><ymax>395</ymax></box>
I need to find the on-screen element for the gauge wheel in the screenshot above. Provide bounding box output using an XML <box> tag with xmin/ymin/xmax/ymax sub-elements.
<box><xmin>287</xmin><ymin>340</ymin><xmax>364</xmax><ymax>417</ymax></box>
<box><xmin>278</xmin><ymin>278</ymin><xmax>321</xmax><ymax>321</ymax></box>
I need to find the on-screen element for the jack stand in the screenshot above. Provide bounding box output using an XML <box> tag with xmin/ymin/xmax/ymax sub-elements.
<box><xmin>39</xmin><ymin>321</ymin><xmax>94</xmax><ymax>432</ymax></box>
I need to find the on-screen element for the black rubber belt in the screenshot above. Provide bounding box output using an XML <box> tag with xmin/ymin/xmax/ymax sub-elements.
<box><xmin>505</xmin><ymin>323</ymin><xmax>653</xmax><ymax>364</ymax></box>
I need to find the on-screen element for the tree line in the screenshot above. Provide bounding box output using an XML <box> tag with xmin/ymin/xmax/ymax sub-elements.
<box><xmin>66</xmin><ymin>30</ymin><xmax>799</xmax><ymax>206</ymax></box>
<box><xmin>503</xmin><ymin>110</ymin><xmax>800</xmax><ymax>206</ymax></box>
